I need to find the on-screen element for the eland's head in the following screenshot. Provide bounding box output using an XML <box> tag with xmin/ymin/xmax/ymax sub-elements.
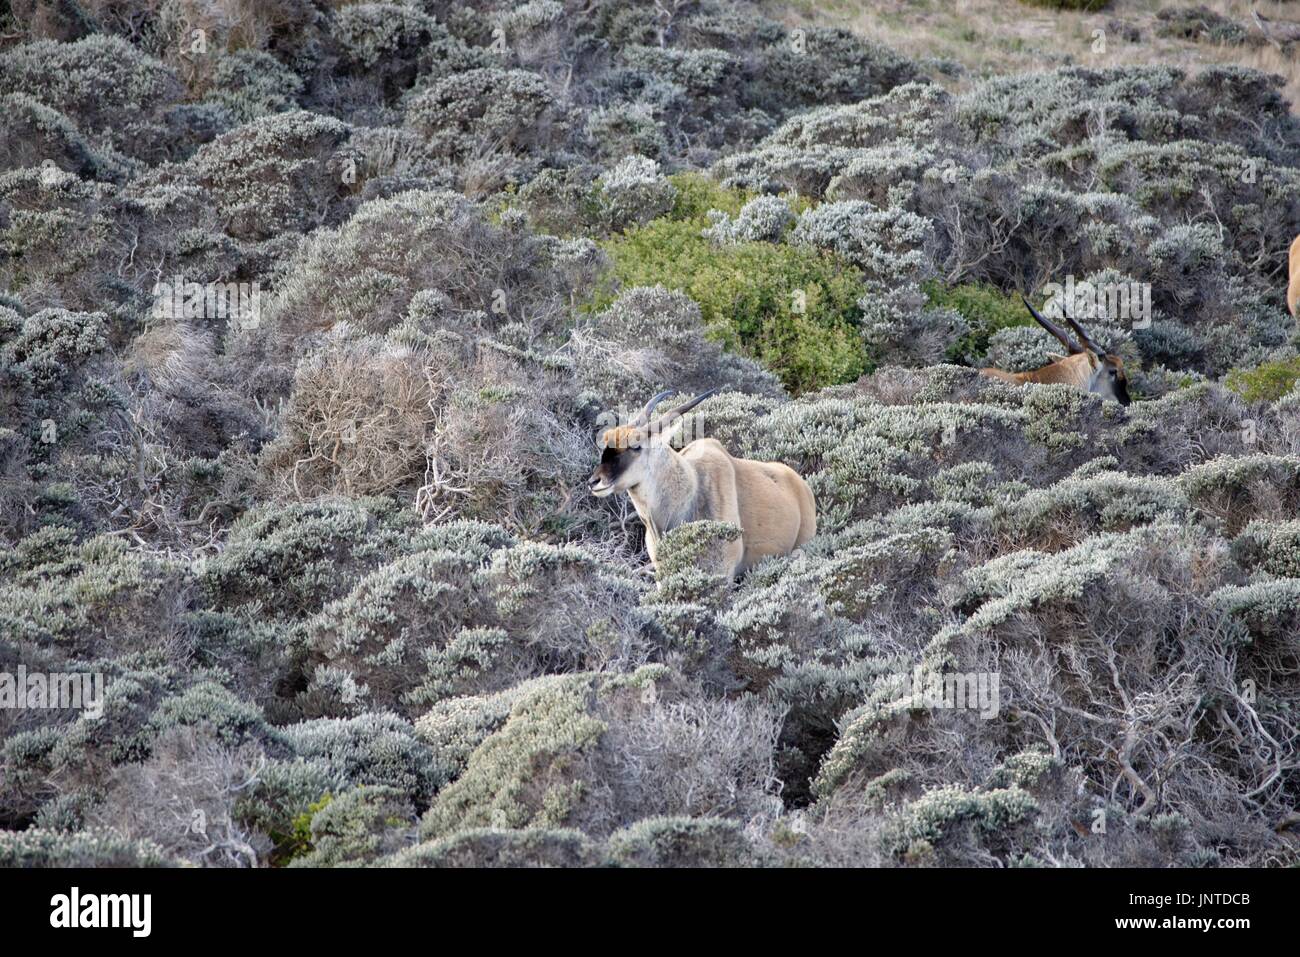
<box><xmin>588</xmin><ymin>388</ymin><xmax>719</xmax><ymax>498</ymax></box>
<box><xmin>1021</xmin><ymin>295</ymin><xmax>1131</xmax><ymax>406</ymax></box>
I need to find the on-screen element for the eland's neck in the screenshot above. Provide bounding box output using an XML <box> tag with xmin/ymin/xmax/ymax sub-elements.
<box><xmin>626</xmin><ymin>444</ymin><xmax>697</xmax><ymax>547</ymax></box>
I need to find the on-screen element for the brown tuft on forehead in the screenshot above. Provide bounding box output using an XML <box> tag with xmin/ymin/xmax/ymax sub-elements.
<box><xmin>601</xmin><ymin>426</ymin><xmax>641</xmax><ymax>450</ymax></box>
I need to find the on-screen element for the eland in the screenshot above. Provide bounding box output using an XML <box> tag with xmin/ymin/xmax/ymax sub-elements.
<box><xmin>980</xmin><ymin>295</ymin><xmax>1131</xmax><ymax>406</ymax></box>
<box><xmin>588</xmin><ymin>389</ymin><xmax>816</xmax><ymax>578</ymax></box>
<box><xmin>1288</xmin><ymin>234</ymin><xmax>1300</xmax><ymax>317</ymax></box>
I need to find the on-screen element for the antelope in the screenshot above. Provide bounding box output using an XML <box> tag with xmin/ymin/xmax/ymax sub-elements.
<box><xmin>587</xmin><ymin>388</ymin><xmax>817</xmax><ymax>578</ymax></box>
<box><xmin>1288</xmin><ymin>234</ymin><xmax>1300</xmax><ymax>318</ymax></box>
<box><xmin>980</xmin><ymin>295</ymin><xmax>1131</xmax><ymax>406</ymax></box>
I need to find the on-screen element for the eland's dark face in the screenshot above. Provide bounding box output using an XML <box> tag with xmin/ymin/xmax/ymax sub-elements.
<box><xmin>1090</xmin><ymin>354</ymin><xmax>1131</xmax><ymax>406</ymax></box>
<box><xmin>588</xmin><ymin>426</ymin><xmax>648</xmax><ymax>498</ymax></box>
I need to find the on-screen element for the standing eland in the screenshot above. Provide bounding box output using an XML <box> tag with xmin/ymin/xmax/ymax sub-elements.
<box><xmin>588</xmin><ymin>388</ymin><xmax>816</xmax><ymax>578</ymax></box>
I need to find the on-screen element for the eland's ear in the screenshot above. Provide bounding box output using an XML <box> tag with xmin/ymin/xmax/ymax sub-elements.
<box><xmin>1046</xmin><ymin>352</ymin><xmax>1067</xmax><ymax>362</ymax></box>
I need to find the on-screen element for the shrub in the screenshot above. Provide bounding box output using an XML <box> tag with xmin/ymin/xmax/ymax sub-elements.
<box><xmin>258</xmin><ymin>189</ymin><xmax>585</xmax><ymax>347</ymax></box>
<box><xmin>1213</xmin><ymin>578</ymin><xmax>1300</xmax><ymax>639</ymax></box>
<box><xmin>85</xmin><ymin>726</ymin><xmax>270</xmax><ymax>867</ymax></box>
<box><xmin>984</xmin><ymin>325</ymin><xmax>1058</xmax><ymax>373</ymax></box>
<box><xmin>291</xmin><ymin>533</ymin><xmax>651</xmax><ymax>718</ymax></box>
<box><xmin>1232</xmin><ymin>519</ymin><xmax>1300</xmax><ymax>577</ymax></box>
<box><xmin>386</xmin><ymin>827</ymin><xmax>598</xmax><ymax>867</ymax></box>
<box><xmin>261</xmin><ymin>329</ymin><xmax>435</xmax><ymax>499</ymax></box>
<box><xmin>418</xmin><ymin>674</ymin><xmax>607</xmax><ymax>840</ymax></box>
<box><xmin>0</xmin><ymin>827</ymin><xmax>177</xmax><ymax>867</ymax></box>
<box><xmin>207</xmin><ymin>50</ymin><xmax>304</xmax><ymax>123</ymax></box>
<box><xmin>0</xmin><ymin>93</ymin><xmax>133</xmax><ymax>182</ymax></box>
<box><xmin>1155</xmin><ymin>6</ymin><xmax>1247</xmax><ymax>44</ymax></box>
<box><xmin>594</xmin><ymin>155</ymin><xmax>677</xmax><ymax>232</ymax></box>
<box><xmin>199</xmin><ymin>497</ymin><xmax>416</xmax><ymax>621</ymax></box>
<box><xmin>0</xmin><ymin>35</ymin><xmax>183</xmax><ymax>160</ymax></box>
<box><xmin>605</xmin><ymin>817</ymin><xmax>758</xmax><ymax>867</ymax></box>
<box><xmin>598</xmin><ymin>184</ymin><xmax>871</xmax><ymax>393</ymax></box>
<box><xmin>282</xmin><ymin>712</ymin><xmax>438</xmax><ymax>808</ymax></box>
<box><xmin>1225</xmin><ymin>356</ymin><xmax>1300</xmax><ymax>403</ymax></box>
<box><xmin>1181</xmin><ymin>454</ymin><xmax>1300</xmax><ymax>534</ymax></box>
<box><xmin>404</xmin><ymin>68</ymin><xmax>557</xmax><ymax>189</ymax></box>
<box><xmin>880</xmin><ymin>785</ymin><xmax>1037</xmax><ymax>860</ymax></box>
<box><xmin>289</xmin><ymin>785</ymin><xmax>416</xmax><ymax>867</ymax></box>
<box><xmin>159</xmin><ymin>110</ymin><xmax>353</xmax><ymax>241</ymax></box>
<box><xmin>925</xmin><ymin>281</ymin><xmax>1034</xmax><ymax>362</ymax></box>
<box><xmin>571</xmin><ymin>285</ymin><xmax>783</xmax><ymax>408</ymax></box>
<box><xmin>702</xmin><ymin>195</ymin><xmax>796</xmax><ymax>245</ymax></box>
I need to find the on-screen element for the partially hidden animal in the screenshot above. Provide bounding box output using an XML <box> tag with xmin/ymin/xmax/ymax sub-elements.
<box><xmin>1288</xmin><ymin>233</ymin><xmax>1300</xmax><ymax>318</ymax></box>
<box><xmin>980</xmin><ymin>295</ymin><xmax>1131</xmax><ymax>405</ymax></box>
<box><xmin>588</xmin><ymin>389</ymin><xmax>816</xmax><ymax>578</ymax></box>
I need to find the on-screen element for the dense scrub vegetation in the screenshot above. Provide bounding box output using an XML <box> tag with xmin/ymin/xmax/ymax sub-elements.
<box><xmin>1</xmin><ymin>0</ymin><xmax>1299</xmax><ymax>868</ymax></box>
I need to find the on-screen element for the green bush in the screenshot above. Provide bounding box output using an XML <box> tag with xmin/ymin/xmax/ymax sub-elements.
<box><xmin>668</xmin><ymin>172</ymin><xmax>752</xmax><ymax>221</ymax></box>
<box><xmin>925</xmin><ymin>281</ymin><xmax>1033</xmax><ymax>362</ymax></box>
<box><xmin>597</xmin><ymin>176</ymin><xmax>869</xmax><ymax>393</ymax></box>
<box><xmin>1225</xmin><ymin>355</ymin><xmax>1300</xmax><ymax>403</ymax></box>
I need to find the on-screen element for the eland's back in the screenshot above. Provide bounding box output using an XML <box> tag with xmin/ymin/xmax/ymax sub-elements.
<box><xmin>681</xmin><ymin>437</ymin><xmax>815</xmax><ymax>575</ymax></box>
<box><xmin>1289</xmin><ymin>234</ymin><xmax>1300</xmax><ymax>318</ymax></box>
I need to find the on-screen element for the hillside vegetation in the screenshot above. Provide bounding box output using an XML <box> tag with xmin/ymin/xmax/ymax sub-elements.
<box><xmin>1</xmin><ymin>0</ymin><xmax>1299</xmax><ymax>867</ymax></box>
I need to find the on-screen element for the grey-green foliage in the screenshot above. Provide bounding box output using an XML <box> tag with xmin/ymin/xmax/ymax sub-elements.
<box><xmin>161</xmin><ymin>110</ymin><xmax>353</xmax><ymax>241</ymax></box>
<box><xmin>417</xmin><ymin>673</ymin><xmax>609</xmax><ymax>840</ymax></box>
<box><xmin>289</xmin><ymin>785</ymin><xmax>416</xmax><ymax>867</ymax></box>
<box><xmin>384</xmin><ymin>827</ymin><xmax>598</xmax><ymax>868</ymax></box>
<box><xmin>0</xmin><ymin>93</ymin><xmax>134</xmax><ymax>182</ymax></box>
<box><xmin>404</xmin><ymin>68</ymin><xmax>554</xmax><ymax>165</ymax></box>
<box><xmin>595</xmin><ymin>155</ymin><xmax>677</xmax><ymax>231</ymax></box>
<box><xmin>5</xmin><ymin>0</ymin><xmax>1300</xmax><ymax>870</ymax></box>
<box><xmin>1232</xmin><ymin>519</ymin><xmax>1300</xmax><ymax>577</ymax></box>
<box><xmin>0</xmin><ymin>827</ymin><xmax>178</xmax><ymax>867</ymax></box>
<box><xmin>880</xmin><ymin>785</ymin><xmax>1037</xmax><ymax>857</ymax></box>
<box><xmin>281</xmin><ymin>712</ymin><xmax>438</xmax><ymax>808</ymax></box>
<box><xmin>605</xmin><ymin>817</ymin><xmax>759</xmax><ymax>867</ymax></box>
<box><xmin>293</xmin><ymin>531</ymin><xmax>653</xmax><ymax>718</ymax></box>
<box><xmin>413</xmin><ymin>674</ymin><xmax>575</xmax><ymax>791</ymax></box>
<box><xmin>573</xmin><ymin>285</ymin><xmax>784</xmax><ymax>409</ymax></box>
<box><xmin>717</xmin><ymin>64</ymin><xmax>1300</xmax><ymax>377</ymax></box>
<box><xmin>0</xmin><ymin>35</ymin><xmax>183</xmax><ymax>160</ymax></box>
<box><xmin>207</xmin><ymin>51</ymin><xmax>304</xmax><ymax>123</ymax></box>
<box><xmin>703</xmin><ymin>195</ymin><xmax>795</xmax><ymax>244</ymax></box>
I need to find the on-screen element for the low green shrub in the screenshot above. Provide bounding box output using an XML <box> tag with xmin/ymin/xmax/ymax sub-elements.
<box><xmin>597</xmin><ymin>177</ymin><xmax>870</xmax><ymax>393</ymax></box>
<box><xmin>925</xmin><ymin>281</ymin><xmax>1034</xmax><ymax>362</ymax></box>
<box><xmin>1225</xmin><ymin>355</ymin><xmax>1300</xmax><ymax>403</ymax></box>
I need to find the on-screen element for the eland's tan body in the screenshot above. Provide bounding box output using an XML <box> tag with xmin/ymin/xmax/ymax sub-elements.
<box><xmin>981</xmin><ymin>351</ymin><xmax>1100</xmax><ymax>389</ymax></box>
<box><xmin>588</xmin><ymin>389</ymin><xmax>816</xmax><ymax>578</ymax></box>
<box><xmin>1288</xmin><ymin>234</ymin><xmax>1300</xmax><ymax>318</ymax></box>
<box><xmin>980</xmin><ymin>296</ymin><xmax>1131</xmax><ymax>405</ymax></box>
